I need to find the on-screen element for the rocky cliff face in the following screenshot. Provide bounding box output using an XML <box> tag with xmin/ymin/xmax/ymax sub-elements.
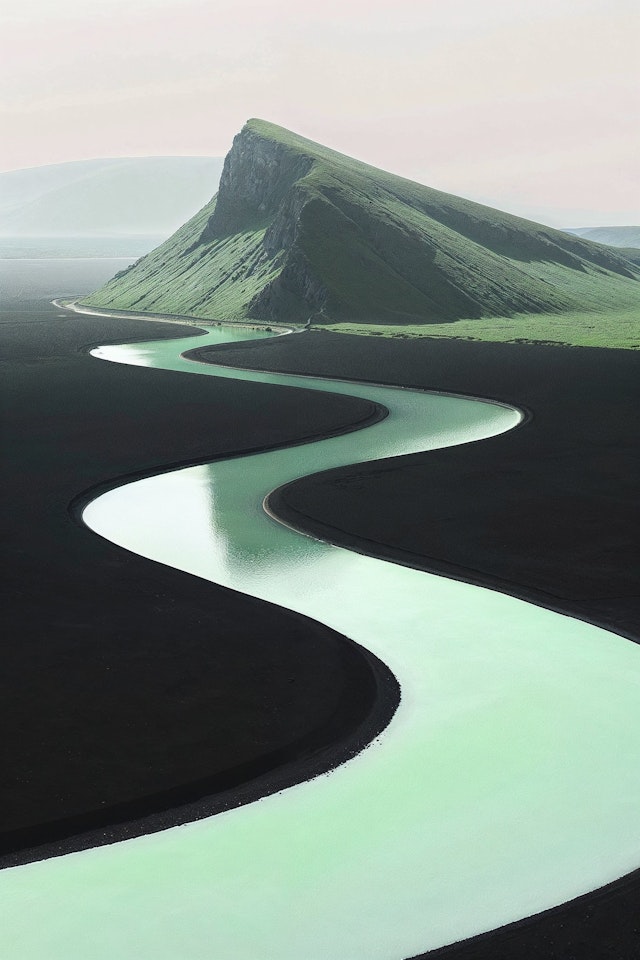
<box><xmin>192</xmin><ymin>124</ymin><xmax>330</xmax><ymax>321</ymax></box>
<box><xmin>199</xmin><ymin>128</ymin><xmax>314</xmax><ymax>240</ymax></box>
<box><xmin>249</xmin><ymin>245</ymin><xmax>329</xmax><ymax>322</ymax></box>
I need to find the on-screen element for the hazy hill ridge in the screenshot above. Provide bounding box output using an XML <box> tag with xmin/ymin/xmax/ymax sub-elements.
<box><xmin>85</xmin><ymin>120</ymin><xmax>640</xmax><ymax>326</ymax></box>
<box><xmin>0</xmin><ymin>157</ymin><xmax>223</xmax><ymax>238</ymax></box>
<box><xmin>564</xmin><ymin>226</ymin><xmax>640</xmax><ymax>249</ymax></box>
<box><xmin>562</xmin><ymin>226</ymin><xmax>640</xmax><ymax>269</ymax></box>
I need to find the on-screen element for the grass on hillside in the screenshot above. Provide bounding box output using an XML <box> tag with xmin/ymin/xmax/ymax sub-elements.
<box><xmin>313</xmin><ymin>258</ymin><xmax>640</xmax><ymax>349</ymax></box>
<box><xmin>319</xmin><ymin>306</ymin><xmax>640</xmax><ymax>350</ymax></box>
<box><xmin>84</xmin><ymin>197</ymin><xmax>281</xmax><ymax>320</ymax></box>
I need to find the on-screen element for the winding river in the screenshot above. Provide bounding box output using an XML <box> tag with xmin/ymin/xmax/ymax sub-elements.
<box><xmin>3</xmin><ymin>320</ymin><xmax>640</xmax><ymax>959</ymax></box>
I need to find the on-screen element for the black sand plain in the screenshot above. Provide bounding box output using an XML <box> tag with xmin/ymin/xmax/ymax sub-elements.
<box><xmin>3</xmin><ymin>282</ymin><xmax>640</xmax><ymax>958</ymax></box>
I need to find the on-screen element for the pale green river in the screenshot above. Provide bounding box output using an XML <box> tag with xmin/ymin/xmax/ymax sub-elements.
<box><xmin>3</xmin><ymin>321</ymin><xmax>640</xmax><ymax>960</ymax></box>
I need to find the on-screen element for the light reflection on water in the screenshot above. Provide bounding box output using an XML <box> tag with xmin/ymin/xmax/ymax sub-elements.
<box><xmin>3</xmin><ymin>325</ymin><xmax>640</xmax><ymax>960</ymax></box>
<box><xmin>87</xmin><ymin>327</ymin><xmax>519</xmax><ymax>597</ymax></box>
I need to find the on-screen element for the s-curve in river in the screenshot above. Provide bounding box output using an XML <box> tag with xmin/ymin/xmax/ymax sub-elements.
<box><xmin>3</xmin><ymin>321</ymin><xmax>640</xmax><ymax>960</ymax></box>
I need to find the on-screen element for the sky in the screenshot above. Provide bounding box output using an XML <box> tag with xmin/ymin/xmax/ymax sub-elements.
<box><xmin>1</xmin><ymin>0</ymin><xmax>638</xmax><ymax>226</ymax></box>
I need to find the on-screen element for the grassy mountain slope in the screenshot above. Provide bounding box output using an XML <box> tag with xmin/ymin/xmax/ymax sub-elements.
<box><xmin>618</xmin><ymin>248</ymin><xmax>640</xmax><ymax>267</ymax></box>
<box><xmin>85</xmin><ymin>121</ymin><xmax>640</xmax><ymax>344</ymax></box>
<box><xmin>0</xmin><ymin>157</ymin><xmax>223</xmax><ymax>237</ymax></box>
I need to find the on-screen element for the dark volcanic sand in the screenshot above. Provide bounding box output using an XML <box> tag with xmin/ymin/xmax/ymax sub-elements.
<box><xmin>0</xmin><ymin>300</ymin><xmax>398</xmax><ymax>865</ymax></box>
<box><xmin>193</xmin><ymin>329</ymin><xmax>640</xmax><ymax>960</ymax></box>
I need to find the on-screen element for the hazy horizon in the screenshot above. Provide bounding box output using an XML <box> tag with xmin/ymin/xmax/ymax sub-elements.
<box><xmin>1</xmin><ymin>1</ymin><xmax>638</xmax><ymax>228</ymax></box>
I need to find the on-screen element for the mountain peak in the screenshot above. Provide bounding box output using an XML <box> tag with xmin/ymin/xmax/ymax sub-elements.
<box><xmin>85</xmin><ymin>121</ymin><xmax>639</xmax><ymax>328</ymax></box>
<box><xmin>198</xmin><ymin>121</ymin><xmax>316</xmax><ymax>240</ymax></box>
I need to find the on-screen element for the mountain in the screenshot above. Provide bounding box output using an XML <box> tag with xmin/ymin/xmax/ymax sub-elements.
<box><xmin>564</xmin><ymin>226</ymin><xmax>640</xmax><ymax>249</ymax></box>
<box><xmin>84</xmin><ymin>120</ymin><xmax>640</xmax><ymax>330</ymax></box>
<box><xmin>0</xmin><ymin>157</ymin><xmax>223</xmax><ymax>239</ymax></box>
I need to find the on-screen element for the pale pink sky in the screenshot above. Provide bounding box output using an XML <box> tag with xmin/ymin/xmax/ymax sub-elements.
<box><xmin>1</xmin><ymin>0</ymin><xmax>638</xmax><ymax>225</ymax></box>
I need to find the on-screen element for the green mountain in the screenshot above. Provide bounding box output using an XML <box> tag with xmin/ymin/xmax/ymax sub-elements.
<box><xmin>84</xmin><ymin>120</ymin><xmax>640</xmax><ymax>339</ymax></box>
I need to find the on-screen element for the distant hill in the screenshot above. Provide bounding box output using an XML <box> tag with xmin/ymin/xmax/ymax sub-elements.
<box><xmin>84</xmin><ymin>120</ymin><xmax>640</xmax><ymax>341</ymax></box>
<box><xmin>563</xmin><ymin>226</ymin><xmax>640</xmax><ymax>249</ymax></box>
<box><xmin>0</xmin><ymin>157</ymin><xmax>223</xmax><ymax>240</ymax></box>
<box><xmin>0</xmin><ymin>235</ymin><xmax>166</xmax><ymax>260</ymax></box>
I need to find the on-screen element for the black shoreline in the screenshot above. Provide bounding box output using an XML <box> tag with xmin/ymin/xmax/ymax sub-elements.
<box><xmin>266</xmin><ymin>484</ymin><xmax>640</xmax><ymax>648</ymax></box>
<box><xmin>1</xmin><ymin>301</ymin><xmax>398</xmax><ymax>866</ymax></box>
<box><xmin>3</xmin><ymin>636</ymin><xmax>399</xmax><ymax>870</ymax></box>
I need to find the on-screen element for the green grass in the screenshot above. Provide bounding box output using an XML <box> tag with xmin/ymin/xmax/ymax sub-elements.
<box><xmin>315</xmin><ymin>260</ymin><xmax>640</xmax><ymax>349</ymax></box>
<box><xmin>85</xmin><ymin>199</ymin><xmax>281</xmax><ymax>320</ymax></box>
<box><xmin>319</xmin><ymin>306</ymin><xmax>640</xmax><ymax>350</ymax></box>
